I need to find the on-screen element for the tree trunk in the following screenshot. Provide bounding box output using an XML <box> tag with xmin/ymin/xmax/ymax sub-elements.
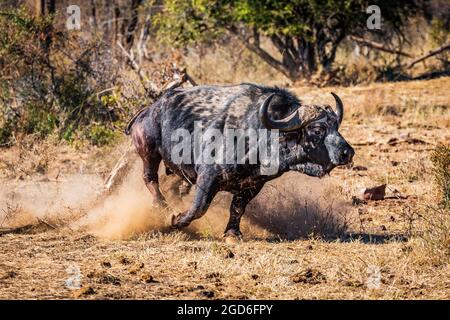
<box><xmin>125</xmin><ymin>0</ymin><xmax>144</xmax><ymax>49</ymax></box>
<box><xmin>230</xmin><ymin>26</ymin><xmax>345</xmax><ymax>82</ymax></box>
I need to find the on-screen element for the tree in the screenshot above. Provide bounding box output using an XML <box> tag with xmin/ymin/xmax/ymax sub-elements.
<box><xmin>156</xmin><ymin>0</ymin><xmax>421</xmax><ymax>81</ymax></box>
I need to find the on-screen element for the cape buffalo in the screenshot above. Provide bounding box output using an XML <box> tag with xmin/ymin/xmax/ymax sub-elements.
<box><xmin>125</xmin><ymin>84</ymin><xmax>354</xmax><ymax>238</ymax></box>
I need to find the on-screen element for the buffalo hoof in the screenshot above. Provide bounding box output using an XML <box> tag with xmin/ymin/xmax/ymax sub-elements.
<box><xmin>223</xmin><ymin>229</ymin><xmax>243</xmax><ymax>244</ymax></box>
<box><xmin>170</xmin><ymin>213</ymin><xmax>190</xmax><ymax>229</ymax></box>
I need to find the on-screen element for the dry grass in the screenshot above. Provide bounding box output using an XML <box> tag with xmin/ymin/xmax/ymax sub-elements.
<box><xmin>0</xmin><ymin>77</ymin><xmax>449</xmax><ymax>299</ymax></box>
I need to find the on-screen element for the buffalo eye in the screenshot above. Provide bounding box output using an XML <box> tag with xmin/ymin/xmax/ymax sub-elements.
<box><xmin>308</xmin><ymin>125</ymin><xmax>326</xmax><ymax>137</ymax></box>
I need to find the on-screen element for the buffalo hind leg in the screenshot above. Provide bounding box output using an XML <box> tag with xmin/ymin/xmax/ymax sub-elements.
<box><xmin>171</xmin><ymin>173</ymin><xmax>218</xmax><ymax>229</ymax></box>
<box><xmin>143</xmin><ymin>155</ymin><xmax>167</xmax><ymax>208</ymax></box>
<box><xmin>224</xmin><ymin>184</ymin><xmax>264</xmax><ymax>238</ymax></box>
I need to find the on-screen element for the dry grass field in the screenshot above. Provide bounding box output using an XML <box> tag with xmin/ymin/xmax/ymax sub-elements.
<box><xmin>0</xmin><ymin>77</ymin><xmax>449</xmax><ymax>299</ymax></box>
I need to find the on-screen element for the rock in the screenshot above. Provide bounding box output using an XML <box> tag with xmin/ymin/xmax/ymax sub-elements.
<box><xmin>352</xmin><ymin>165</ymin><xmax>368</xmax><ymax>171</ymax></box>
<box><xmin>200</xmin><ymin>290</ymin><xmax>215</xmax><ymax>298</ymax></box>
<box><xmin>363</xmin><ymin>184</ymin><xmax>386</xmax><ymax>201</ymax></box>
<box><xmin>101</xmin><ymin>261</ymin><xmax>111</xmax><ymax>268</ymax></box>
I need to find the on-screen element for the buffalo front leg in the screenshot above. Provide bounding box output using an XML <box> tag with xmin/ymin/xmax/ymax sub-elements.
<box><xmin>171</xmin><ymin>173</ymin><xmax>218</xmax><ymax>229</ymax></box>
<box><xmin>224</xmin><ymin>184</ymin><xmax>264</xmax><ymax>238</ymax></box>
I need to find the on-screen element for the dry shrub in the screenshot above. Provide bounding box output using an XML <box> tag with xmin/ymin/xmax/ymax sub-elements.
<box><xmin>431</xmin><ymin>143</ymin><xmax>450</xmax><ymax>208</ymax></box>
<box><xmin>407</xmin><ymin>145</ymin><xmax>450</xmax><ymax>265</ymax></box>
<box><xmin>0</xmin><ymin>135</ymin><xmax>57</xmax><ymax>179</ymax></box>
<box><xmin>412</xmin><ymin>204</ymin><xmax>450</xmax><ymax>266</ymax></box>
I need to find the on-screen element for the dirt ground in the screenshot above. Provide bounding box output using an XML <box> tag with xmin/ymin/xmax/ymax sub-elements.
<box><xmin>0</xmin><ymin>77</ymin><xmax>449</xmax><ymax>299</ymax></box>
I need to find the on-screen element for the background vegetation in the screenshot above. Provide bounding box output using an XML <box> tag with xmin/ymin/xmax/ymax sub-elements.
<box><xmin>0</xmin><ymin>0</ymin><xmax>449</xmax><ymax>147</ymax></box>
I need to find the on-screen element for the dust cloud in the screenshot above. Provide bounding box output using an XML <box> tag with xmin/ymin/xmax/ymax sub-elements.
<box><xmin>0</xmin><ymin>160</ymin><xmax>352</xmax><ymax>240</ymax></box>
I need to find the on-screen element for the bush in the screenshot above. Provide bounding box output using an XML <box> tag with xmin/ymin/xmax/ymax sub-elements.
<box><xmin>86</xmin><ymin>124</ymin><xmax>118</xmax><ymax>147</ymax></box>
<box><xmin>431</xmin><ymin>144</ymin><xmax>450</xmax><ymax>208</ymax></box>
<box><xmin>0</xmin><ymin>8</ymin><xmax>121</xmax><ymax>147</ymax></box>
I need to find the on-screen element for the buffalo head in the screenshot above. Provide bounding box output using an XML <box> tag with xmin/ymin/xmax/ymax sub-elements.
<box><xmin>259</xmin><ymin>92</ymin><xmax>354</xmax><ymax>177</ymax></box>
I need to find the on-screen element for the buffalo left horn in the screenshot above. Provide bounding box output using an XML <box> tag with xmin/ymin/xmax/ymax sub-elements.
<box><xmin>331</xmin><ymin>92</ymin><xmax>344</xmax><ymax>126</ymax></box>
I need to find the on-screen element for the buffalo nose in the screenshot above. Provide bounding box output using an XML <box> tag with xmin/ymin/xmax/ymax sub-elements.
<box><xmin>342</xmin><ymin>147</ymin><xmax>355</xmax><ymax>163</ymax></box>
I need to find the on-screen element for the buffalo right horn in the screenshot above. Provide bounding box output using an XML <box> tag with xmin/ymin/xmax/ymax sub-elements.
<box><xmin>259</xmin><ymin>94</ymin><xmax>302</xmax><ymax>132</ymax></box>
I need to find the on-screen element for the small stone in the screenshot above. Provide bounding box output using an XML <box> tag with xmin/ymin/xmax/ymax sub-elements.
<box><xmin>101</xmin><ymin>261</ymin><xmax>111</xmax><ymax>268</ymax></box>
<box><xmin>200</xmin><ymin>290</ymin><xmax>215</xmax><ymax>298</ymax></box>
<box><xmin>363</xmin><ymin>184</ymin><xmax>386</xmax><ymax>201</ymax></box>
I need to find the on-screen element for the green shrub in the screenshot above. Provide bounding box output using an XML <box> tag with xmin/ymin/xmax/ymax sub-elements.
<box><xmin>431</xmin><ymin>144</ymin><xmax>450</xmax><ymax>208</ymax></box>
<box><xmin>86</xmin><ymin>124</ymin><xmax>118</xmax><ymax>147</ymax></box>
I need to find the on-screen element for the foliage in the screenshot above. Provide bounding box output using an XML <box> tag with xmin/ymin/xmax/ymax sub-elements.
<box><xmin>429</xmin><ymin>18</ymin><xmax>449</xmax><ymax>69</ymax></box>
<box><xmin>156</xmin><ymin>0</ymin><xmax>422</xmax><ymax>80</ymax></box>
<box><xmin>0</xmin><ymin>8</ymin><xmax>120</xmax><ymax>146</ymax></box>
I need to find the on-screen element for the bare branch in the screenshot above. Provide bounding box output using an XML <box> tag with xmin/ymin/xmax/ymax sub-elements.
<box><xmin>349</xmin><ymin>35</ymin><xmax>413</xmax><ymax>58</ymax></box>
<box><xmin>407</xmin><ymin>43</ymin><xmax>450</xmax><ymax>69</ymax></box>
<box><xmin>116</xmin><ymin>40</ymin><xmax>159</xmax><ymax>95</ymax></box>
